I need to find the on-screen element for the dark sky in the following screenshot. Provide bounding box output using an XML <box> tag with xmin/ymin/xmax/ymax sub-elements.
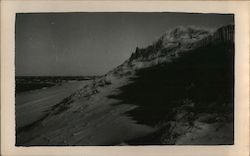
<box><xmin>15</xmin><ymin>12</ymin><xmax>234</xmax><ymax>76</ymax></box>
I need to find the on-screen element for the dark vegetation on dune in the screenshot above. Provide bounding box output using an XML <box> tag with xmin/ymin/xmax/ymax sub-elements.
<box><xmin>109</xmin><ymin>42</ymin><xmax>234</xmax><ymax>127</ymax></box>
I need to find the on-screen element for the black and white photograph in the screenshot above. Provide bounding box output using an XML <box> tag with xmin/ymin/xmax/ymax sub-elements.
<box><xmin>15</xmin><ymin>12</ymin><xmax>235</xmax><ymax>146</ymax></box>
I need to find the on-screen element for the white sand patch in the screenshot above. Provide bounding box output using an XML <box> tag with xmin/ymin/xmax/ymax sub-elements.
<box><xmin>16</xmin><ymin>81</ymin><xmax>91</xmax><ymax>130</ymax></box>
<box><xmin>16</xmin><ymin>76</ymin><xmax>155</xmax><ymax>145</ymax></box>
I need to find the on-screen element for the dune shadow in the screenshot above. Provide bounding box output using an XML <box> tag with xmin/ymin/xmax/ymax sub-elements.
<box><xmin>108</xmin><ymin>42</ymin><xmax>234</xmax><ymax>127</ymax></box>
